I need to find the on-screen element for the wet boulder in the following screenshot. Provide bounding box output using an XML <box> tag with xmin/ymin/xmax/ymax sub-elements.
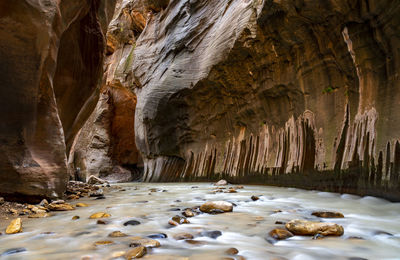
<box><xmin>200</xmin><ymin>201</ymin><xmax>233</xmax><ymax>213</ymax></box>
<box><xmin>285</xmin><ymin>219</ymin><xmax>344</xmax><ymax>236</ymax></box>
<box><xmin>5</xmin><ymin>218</ymin><xmax>22</xmax><ymax>234</ymax></box>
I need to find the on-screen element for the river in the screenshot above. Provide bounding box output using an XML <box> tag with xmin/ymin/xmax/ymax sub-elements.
<box><xmin>1</xmin><ymin>183</ymin><xmax>400</xmax><ymax>259</ymax></box>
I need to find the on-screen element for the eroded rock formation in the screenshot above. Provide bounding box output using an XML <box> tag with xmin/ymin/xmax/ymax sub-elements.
<box><xmin>132</xmin><ymin>0</ymin><xmax>400</xmax><ymax>200</ymax></box>
<box><xmin>68</xmin><ymin>0</ymin><xmax>147</xmax><ymax>182</ymax></box>
<box><xmin>0</xmin><ymin>0</ymin><xmax>116</xmax><ymax>201</ymax></box>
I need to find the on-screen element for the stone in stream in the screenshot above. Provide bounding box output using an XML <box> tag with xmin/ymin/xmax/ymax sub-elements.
<box><xmin>168</xmin><ymin>220</ymin><xmax>179</xmax><ymax>226</ymax></box>
<box><xmin>199</xmin><ymin>201</ymin><xmax>233</xmax><ymax>213</ymax></box>
<box><xmin>125</xmin><ymin>246</ymin><xmax>147</xmax><ymax>259</ymax></box>
<box><xmin>67</xmin><ymin>194</ymin><xmax>80</xmax><ymax>200</ymax></box>
<box><xmin>312</xmin><ymin>211</ymin><xmax>344</xmax><ymax>218</ymax></box>
<box><xmin>5</xmin><ymin>218</ymin><xmax>22</xmax><ymax>234</ymax></box>
<box><xmin>225</xmin><ymin>248</ymin><xmax>239</xmax><ymax>255</ymax></box>
<box><xmin>147</xmin><ymin>233</ymin><xmax>167</xmax><ymax>239</ymax></box>
<box><xmin>28</xmin><ymin>213</ymin><xmax>52</xmax><ymax>218</ymax></box>
<box><xmin>171</xmin><ymin>215</ymin><xmax>190</xmax><ymax>224</ymax></box>
<box><xmin>109</xmin><ymin>231</ymin><xmax>128</xmax><ymax>237</ymax></box>
<box><xmin>72</xmin><ymin>216</ymin><xmax>80</xmax><ymax>220</ymax></box>
<box><xmin>173</xmin><ymin>232</ymin><xmax>194</xmax><ymax>240</ymax></box>
<box><xmin>95</xmin><ymin>195</ymin><xmax>106</xmax><ymax>200</ymax></box>
<box><xmin>268</xmin><ymin>228</ymin><xmax>294</xmax><ymax>240</ymax></box>
<box><xmin>275</xmin><ymin>221</ymin><xmax>286</xmax><ymax>225</ymax></box>
<box><xmin>97</xmin><ymin>219</ymin><xmax>108</xmax><ymax>225</ymax></box>
<box><xmin>1</xmin><ymin>248</ymin><xmax>27</xmax><ymax>256</ymax></box>
<box><xmin>94</xmin><ymin>240</ymin><xmax>114</xmax><ymax>246</ymax></box>
<box><xmin>182</xmin><ymin>208</ymin><xmax>196</xmax><ymax>217</ymax></box>
<box><xmin>124</xmin><ymin>220</ymin><xmax>141</xmax><ymax>226</ymax></box>
<box><xmin>214</xmin><ymin>179</ymin><xmax>228</xmax><ymax>186</ymax></box>
<box><xmin>201</xmin><ymin>230</ymin><xmax>222</xmax><ymax>239</ymax></box>
<box><xmin>47</xmin><ymin>203</ymin><xmax>74</xmax><ymax>211</ymax></box>
<box><xmin>251</xmin><ymin>195</ymin><xmax>259</xmax><ymax>201</ymax></box>
<box><xmin>89</xmin><ymin>212</ymin><xmax>111</xmax><ymax>219</ymax></box>
<box><xmin>76</xmin><ymin>203</ymin><xmax>89</xmax><ymax>207</ymax></box>
<box><xmin>129</xmin><ymin>237</ymin><xmax>160</xmax><ymax>248</ymax></box>
<box><xmin>185</xmin><ymin>240</ymin><xmax>206</xmax><ymax>245</ymax></box>
<box><xmin>285</xmin><ymin>219</ymin><xmax>344</xmax><ymax>236</ymax></box>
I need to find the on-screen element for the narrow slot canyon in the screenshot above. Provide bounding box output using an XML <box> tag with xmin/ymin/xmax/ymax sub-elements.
<box><xmin>0</xmin><ymin>0</ymin><xmax>399</xmax><ymax>259</ymax></box>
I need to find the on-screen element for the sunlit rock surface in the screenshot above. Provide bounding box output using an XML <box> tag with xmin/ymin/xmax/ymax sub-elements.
<box><xmin>0</xmin><ymin>0</ymin><xmax>116</xmax><ymax>201</ymax></box>
<box><xmin>132</xmin><ymin>0</ymin><xmax>400</xmax><ymax>200</ymax></box>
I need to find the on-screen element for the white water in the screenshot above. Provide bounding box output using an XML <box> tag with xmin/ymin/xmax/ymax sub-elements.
<box><xmin>1</xmin><ymin>183</ymin><xmax>400</xmax><ymax>260</ymax></box>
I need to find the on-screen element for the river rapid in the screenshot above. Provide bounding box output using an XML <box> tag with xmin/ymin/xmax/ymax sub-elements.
<box><xmin>1</xmin><ymin>183</ymin><xmax>400</xmax><ymax>260</ymax></box>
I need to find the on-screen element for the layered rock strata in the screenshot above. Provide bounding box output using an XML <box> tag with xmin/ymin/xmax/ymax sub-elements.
<box><xmin>133</xmin><ymin>0</ymin><xmax>400</xmax><ymax>200</ymax></box>
<box><xmin>0</xmin><ymin>0</ymin><xmax>116</xmax><ymax>201</ymax></box>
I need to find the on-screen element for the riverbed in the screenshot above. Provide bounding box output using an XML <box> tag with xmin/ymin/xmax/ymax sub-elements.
<box><xmin>1</xmin><ymin>183</ymin><xmax>400</xmax><ymax>260</ymax></box>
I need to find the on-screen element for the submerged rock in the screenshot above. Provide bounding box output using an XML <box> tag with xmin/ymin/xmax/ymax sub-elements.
<box><xmin>5</xmin><ymin>218</ymin><xmax>22</xmax><ymax>234</ymax></box>
<box><xmin>129</xmin><ymin>237</ymin><xmax>160</xmax><ymax>248</ymax></box>
<box><xmin>147</xmin><ymin>233</ymin><xmax>167</xmax><ymax>239</ymax></box>
<box><xmin>1</xmin><ymin>248</ymin><xmax>27</xmax><ymax>256</ymax></box>
<box><xmin>94</xmin><ymin>240</ymin><xmax>114</xmax><ymax>246</ymax></box>
<box><xmin>109</xmin><ymin>231</ymin><xmax>128</xmax><ymax>237</ymax></box>
<box><xmin>201</xmin><ymin>230</ymin><xmax>222</xmax><ymax>239</ymax></box>
<box><xmin>89</xmin><ymin>212</ymin><xmax>111</xmax><ymax>219</ymax></box>
<box><xmin>225</xmin><ymin>248</ymin><xmax>239</xmax><ymax>255</ymax></box>
<box><xmin>312</xmin><ymin>211</ymin><xmax>344</xmax><ymax>218</ymax></box>
<box><xmin>268</xmin><ymin>229</ymin><xmax>294</xmax><ymax>240</ymax></box>
<box><xmin>251</xmin><ymin>196</ymin><xmax>260</xmax><ymax>201</ymax></box>
<box><xmin>285</xmin><ymin>219</ymin><xmax>344</xmax><ymax>236</ymax></box>
<box><xmin>124</xmin><ymin>220</ymin><xmax>141</xmax><ymax>226</ymax></box>
<box><xmin>173</xmin><ymin>233</ymin><xmax>194</xmax><ymax>240</ymax></box>
<box><xmin>125</xmin><ymin>246</ymin><xmax>146</xmax><ymax>259</ymax></box>
<box><xmin>200</xmin><ymin>201</ymin><xmax>233</xmax><ymax>213</ymax></box>
<box><xmin>76</xmin><ymin>203</ymin><xmax>89</xmax><ymax>207</ymax></box>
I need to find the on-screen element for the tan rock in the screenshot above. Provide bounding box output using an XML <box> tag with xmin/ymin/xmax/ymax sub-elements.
<box><xmin>312</xmin><ymin>211</ymin><xmax>344</xmax><ymax>218</ymax></box>
<box><xmin>94</xmin><ymin>240</ymin><xmax>114</xmax><ymax>246</ymax></box>
<box><xmin>6</xmin><ymin>218</ymin><xmax>22</xmax><ymax>234</ymax></box>
<box><xmin>125</xmin><ymin>246</ymin><xmax>147</xmax><ymax>259</ymax></box>
<box><xmin>89</xmin><ymin>212</ymin><xmax>111</xmax><ymax>219</ymax></box>
<box><xmin>72</xmin><ymin>216</ymin><xmax>80</xmax><ymax>220</ymax></box>
<box><xmin>173</xmin><ymin>233</ymin><xmax>194</xmax><ymax>240</ymax></box>
<box><xmin>130</xmin><ymin>237</ymin><xmax>160</xmax><ymax>248</ymax></box>
<box><xmin>285</xmin><ymin>219</ymin><xmax>344</xmax><ymax>236</ymax></box>
<box><xmin>76</xmin><ymin>203</ymin><xmax>89</xmax><ymax>207</ymax></box>
<box><xmin>28</xmin><ymin>213</ymin><xmax>52</xmax><ymax>218</ymax></box>
<box><xmin>214</xmin><ymin>179</ymin><xmax>228</xmax><ymax>186</ymax></box>
<box><xmin>200</xmin><ymin>201</ymin><xmax>233</xmax><ymax>213</ymax></box>
<box><xmin>109</xmin><ymin>231</ymin><xmax>128</xmax><ymax>237</ymax></box>
<box><xmin>47</xmin><ymin>203</ymin><xmax>75</xmax><ymax>211</ymax></box>
<box><xmin>225</xmin><ymin>248</ymin><xmax>239</xmax><ymax>255</ymax></box>
<box><xmin>269</xmin><ymin>228</ymin><xmax>294</xmax><ymax>240</ymax></box>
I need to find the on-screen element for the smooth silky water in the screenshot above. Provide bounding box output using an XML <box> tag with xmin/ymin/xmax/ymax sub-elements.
<box><xmin>1</xmin><ymin>183</ymin><xmax>400</xmax><ymax>260</ymax></box>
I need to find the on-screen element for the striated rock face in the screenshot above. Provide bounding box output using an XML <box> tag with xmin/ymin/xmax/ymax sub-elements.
<box><xmin>0</xmin><ymin>0</ymin><xmax>116</xmax><ymax>201</ymax></box>
<box><xmin>133</xmin><ymin>0</ymin><xmax>400</xmax><ymax>200</ymax></box>
<box><xmin>67</xmin><ymin>0</ymin><xmax>147</xmax><ymax>182</ymax></box>
<box><xmin>68</xmin><ymin>83</ymin><xmax>141</xmax><ymax>182</ymax></box>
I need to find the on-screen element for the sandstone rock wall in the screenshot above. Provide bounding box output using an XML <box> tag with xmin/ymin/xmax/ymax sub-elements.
<box><xmin>67</xmin><ymin>0</ymin><xmax>147</xmax><ymax>182</ymax></box>
<box><xmin>0</xmin><ymin>0</ymin><xmax>116</xmax><ymax>201</ymax></box>
<box><xmin>133</xmin><ymin>0</ymin><xmax>400</xmax><ymax>200</ymax></box>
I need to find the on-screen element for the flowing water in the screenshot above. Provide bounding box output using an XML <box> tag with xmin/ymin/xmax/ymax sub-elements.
<box><xmin>1</xmin><ymin>183</ymin><xmax>400</xmax><ymax>260</ymax></box>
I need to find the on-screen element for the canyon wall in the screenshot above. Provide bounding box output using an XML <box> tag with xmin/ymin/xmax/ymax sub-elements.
<box><xmin>0</xmin><ymin>0</ymin><xmax>116</xmax><ymax>201</ymax></box>
<box><xmin>132</xmin><ymin>0</ymin><xmax>400</xmax><ymax>200</ymax></box>
<box><xmin>67</xmin><ymin>0</ymin><xmax>148</xmax><ymax>182</ymax></box>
